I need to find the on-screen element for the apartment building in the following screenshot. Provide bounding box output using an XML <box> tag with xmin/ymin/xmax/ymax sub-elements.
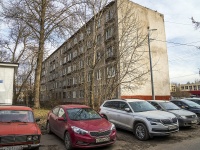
<box><xmin>40</xmin><ymin>0</ymin><xmax>170</xmax><ymax>103</ymax></box>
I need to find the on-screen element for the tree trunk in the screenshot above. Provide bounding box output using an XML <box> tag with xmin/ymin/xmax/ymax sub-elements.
<box><xmin>33</xmin><ymin>0</ymin><xmax>46</xmax><ymax>108</ymax></box>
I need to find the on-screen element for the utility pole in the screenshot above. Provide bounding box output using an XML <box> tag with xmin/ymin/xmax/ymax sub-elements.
<box><xmin>147</xmin><ymin>27</ymin><xmax>157</xmax><ymax>100</ymax></box>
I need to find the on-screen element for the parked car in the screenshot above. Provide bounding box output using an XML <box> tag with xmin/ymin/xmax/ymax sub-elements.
<box><xmin>171</xmin><ymin>99</ymin><xmax>200</xmax><ymax>120</ymax></box>
<box><xmin>0</xmin><ymin>105</ymin><xmax>41</xmax><ymax>149</ymax></box>
<box><xmin>46</xmin><ymin>105</ymin><xmax>116</xmax><ymax>150</ymax></box>
<box><xmin>184</xmin><ymin>98</ymin><xmax>200</xmax><ymax>105</ymax></box>
<box><xmin>148</xmin><ymin>100</ymin><xmax>199</xmax><ymax>127</ymax></box>
<box><xmin>99</xmin><ymin>99</ymin><xmax>179</xmax><ymax>141</ymax></box>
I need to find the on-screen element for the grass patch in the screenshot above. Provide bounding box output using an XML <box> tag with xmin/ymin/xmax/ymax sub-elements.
<box><xmin>33</xmin><ymin>108</ymin><xmax>50</xmax><ymax>130</ymax></box>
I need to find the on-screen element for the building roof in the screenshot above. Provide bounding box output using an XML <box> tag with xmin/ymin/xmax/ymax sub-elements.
<box><xmin>0</xmin><ymin>62</ymin><xmax>19</xmax><ymax>68</ymax></box>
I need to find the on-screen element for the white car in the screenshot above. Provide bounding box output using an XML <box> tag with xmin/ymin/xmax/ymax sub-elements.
<box><xmin>99</xmin><ymin>99</ymin><xmax>179</xmax><ymax>140</ymax></box>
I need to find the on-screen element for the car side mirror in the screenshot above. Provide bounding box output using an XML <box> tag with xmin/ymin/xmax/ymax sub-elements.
<box><xmin>125</xmin><ymin>108</ymin><xmax>131</xmax><ymax>112</ymax></box>
<box><xmin>35</xmin><ymin>118</ymin><xmax>40</xmax><ymax>122</ymax></box>
<box><xmin>57</xmin><ymin>117</ymin><xmax>66</xmax><ymax>121</ymax></box>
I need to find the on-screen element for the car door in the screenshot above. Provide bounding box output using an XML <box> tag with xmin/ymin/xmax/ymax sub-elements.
<box><xmin>48</xmin><ymin>107</ymin><xmax>60</xmax><ymax>133</ymax></box>
<box><xmin>103</xmin><ymin>101</ymin><xmax>120</xmax><ymax>125</ymax></box>
<box><xmin>115</xmin><ymin>101</ymin><xmax>133</xmax><ymax>130</ymax></box>
<box><xmin>55</xmin><ymin>107</ymin><xmax>67</xmax><ymax>139</ymax></box>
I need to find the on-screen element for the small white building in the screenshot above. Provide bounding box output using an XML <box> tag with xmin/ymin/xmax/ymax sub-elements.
<box><xmin>0</xmin><ymin>62</ymin><xmax>19</xmax><ymax>105</ymax></box>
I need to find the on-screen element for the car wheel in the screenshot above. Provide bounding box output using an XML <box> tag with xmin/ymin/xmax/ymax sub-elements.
<box><xmin>46</xmin><ymin>122</ymin><xmax>52</xmax><ymax>134</ymax></box>
<box><xmin>64</xmin><ymin>132</ymin><xmax>72</xmax><ymax>150</ymax></box>
<box><xmin>134</xmin><ymin>123</ymin><xmax>149</xmax><ymax>141</ymax></box>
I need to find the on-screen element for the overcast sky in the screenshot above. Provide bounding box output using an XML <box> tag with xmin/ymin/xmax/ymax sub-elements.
<box><xmin>132</xmin><ymin>0</ymin><xmax>200</xmax><ymax>84</ymax></box>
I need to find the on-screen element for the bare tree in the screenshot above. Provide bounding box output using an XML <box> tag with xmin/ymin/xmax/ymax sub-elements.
<box><xmin>0</xmin><ymin>20</ymin><xmax>37</xmax><ymax>104</ymax></box>
<box><xmin>191</xmin><ymin>17</ymin><xmax>200</xmax><ymax>29</ymax></box>
<box><xmin>1</xmin><ymin>0</ymin><xmax>84</xmax><ymax>108</ymax></box>
<box><xmin>75</xmin><ymin>0</ymin><xmax>150</xmax><ymax>108</ymax></box>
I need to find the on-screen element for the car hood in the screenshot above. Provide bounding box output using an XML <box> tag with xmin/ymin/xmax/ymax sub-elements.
<box><xmin>71</xmin><ymin>118</ymin><xmax>112</xmax><ymax>131</ymax></box>
<box><xmin>136</xmin><ymin>110</ymin><xmax>176</xmax><ymax>119</ymax></box>
<box><xmin>168</xmin><ymin>109</ymin><xmax>195</xmax><ymax>116</ymax></box>
<box><xmin>0</xmin><ymin>122</ymin><xmax>41</xmax><ymax>135</ymax></box>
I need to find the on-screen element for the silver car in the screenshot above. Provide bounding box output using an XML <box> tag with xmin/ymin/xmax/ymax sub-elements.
<box><xmin>148</xmin><ymin>100</ymin><xmax>199</xmax><ymax>127</ymax></box>
<box><xmin>99</xmin><ymin>99</ymin><xmax>179</xmax><ymax>141</ymax></box>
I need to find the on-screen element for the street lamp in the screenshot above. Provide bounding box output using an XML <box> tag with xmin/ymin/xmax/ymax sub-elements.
<box><xmin>147</xmin><ymin>27</ymin><xmax>157</xmax><ymax>100</ymax></box>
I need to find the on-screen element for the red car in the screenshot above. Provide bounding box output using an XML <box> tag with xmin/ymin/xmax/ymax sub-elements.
<box><xmin>0</xmin><ymin>106</ymin><xmax>41</xmax><ymax>150</ymax></box>
<box><xmin>46</xmin><ymin>105</ymin><xmax>116</xmax><ymax>150</ymax></box>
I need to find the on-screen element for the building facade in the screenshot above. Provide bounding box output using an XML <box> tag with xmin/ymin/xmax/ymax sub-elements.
<box><xmin>40</xmin><ymin>0</ymin><xmax>170</xmax><ymax>103</ymax></box>
<box><xmin>180</xmin><ymin>83</ymin><xmax>200</xmax><ymax>97</ymax></box>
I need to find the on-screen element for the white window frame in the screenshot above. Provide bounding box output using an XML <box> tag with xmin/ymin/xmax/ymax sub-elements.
<box><xmin>107</xmin><ymin>66</ymin><xmax>116</xmax><ymax>78</ymax></box>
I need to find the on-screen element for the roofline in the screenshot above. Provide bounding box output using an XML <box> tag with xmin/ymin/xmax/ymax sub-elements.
<box><xmin>0</xmin><ymin>62</ymin><xmax>19</xmax><ymax>68</ymax></box>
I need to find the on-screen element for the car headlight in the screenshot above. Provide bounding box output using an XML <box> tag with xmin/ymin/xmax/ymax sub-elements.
<box><xmin>180</xmin><ymin>116</ymin><xmax>187</xmax><ymax>119</ymax></box>
<box><xmin>71</xmin><ymin>126</ymin><xmax>88</xmax><ymax>135</ymax></box>
<box><xmin>146</xmin><ymin>118</ymin><xmax>161</xmax><ymax>123</ymax></box>
<box><xmin>110</xmin><ymin>123</ymin><xmax>115</xmax><ymax>131</ymax></box>
<box><xmin>27</xmin><ymin>136</ymin><xmax>32</xmax><ymax>141</ymax></box>
<box><xmin>33</xmin><ymin>135</ymin><xmax>39</xmax><ymax>140</ymax></box>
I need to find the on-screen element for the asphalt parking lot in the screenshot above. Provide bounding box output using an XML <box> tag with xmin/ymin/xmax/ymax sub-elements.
<box><xmin>40</xmin><ymin>125</ymin><xmax>200</xmax><ymax>150</ymax></box>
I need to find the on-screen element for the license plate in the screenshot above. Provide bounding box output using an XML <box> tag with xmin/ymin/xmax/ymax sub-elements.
<box><xmin>168</xmin><ymin>125</ymin><xmax>177</xmax><ymax>130</ymax></box>
<box><xmin>191</xmin><ymin>120</ymin><xmax>197</xmax><ymax>123</ymax></box>
<box><xmin>96</xmin><ymin>137</ymin><xmax>110</xmax><ymax>143</ymax></box>
<box><xmin>0</xmin><ymin>146</ymin><xmax>22</xmax><ymax>150</ymax></box>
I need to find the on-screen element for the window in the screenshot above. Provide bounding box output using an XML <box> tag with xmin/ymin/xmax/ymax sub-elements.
<box><xmin>106</xmin><ymin>46</ymin><xmax>114</xmax><ymax>58</ymax></box>
<box><xmin>119</xmin><ymin>102</ymin><xmax>130</xmax><ymax>111</ymax></box>
<box><xmin>189</xmin><ymin>86</ymin><xmax>192</xmax><ymax>90</ymax></box>
<box><xmin>185</xmin><ymin>86</ymin><xmax>188</xmax><ymax>90</ymax></box>
<box><xmin>63</xmin><ymin>57</ymin><xmax>67</xmax><ymax>64</ymax></box>
<box><xmin>67</xmin><ymin>91</ymin><xmax>72</xmax><ymax>98</ymax></box>
<box><xmin>79</xmin><ymin>60</ymin><xmax>84</xmax><ymax>69</ymax></box>
<box><xmin>87</xmin><ymin>26</ymin><xmax>91</xmax><ymax>35</ymax></box>
<box><xmin>67</xmin><ymin>42</ymin><xmax>71</xmax><ymax>49</ymax></box>
<box><xmin>67</xmin><ymin>66</ymin><xmax>71</xmax><ymax>74</ymax></box>
<box><xmin>97</xmin><ymin>34</ymin><xmax>101</xmax><ymax>44</ymax></box>
<box><xmin>67</xmin><ymin>53</ymin><xmax>72</xmax><ymax>61</ymax></box>
<box><xmin>96</xmin><ymin>51</ymin><xmax>101</xmax><ymax>60</ymax></box>
<box><xmin>79</xmin><ymin>47</ymin><xmax>84</xmax><ymax>54</ymax></box>
<box><xmin>52</xmin><ymin>107</ymin><xmax>60</xmax><ymax>116</ymax></box>
<box><xmin>80</xmin><ymin>33</ymin><xmax>84</xmax><ymax>41</ymax></box>
<box><xmin>74</xmin><ymin>38</ymin><xmax>77</xmax><ymax>45</ymax></box>
<box><xmin>106</xmin><ymin>9</ymin><xmax>114</xmax><ymax>22</ymax></box>
<box><xmin>198</xmin><ymin>85</ymin><xmax>200</xmax><ymax>90</ymax></box>
<box><xmin>87</xmin><ymin>41</ymin><xmax>92</xmax><ymax>49</ymax></box>
<box><xmin>103</xmin><ymin>101</ymin><xmax>119</xmax><ymax>109</ymax></box>
<box><xmin>150</xmin><ymin>102</ymin><xmax>162</xmax><ymax>110</ymax></box>
<box><xmin>107</xmin><ymin>66</ymin><xmax>116</xmax><ymax>78</ymax></box>
<box><xmin>58</xmin><ymin>108</ymin><xmax>65</xmax><ymax>118</ymax></box>
<box><xmin>73</xmin><ymin>77</ymin><xmax>77</xmax><ymax>85</ymax></box>
<box><xmin>87</xmin><ymin>72</ymin><xmax>91</xmax><ymax>82</ymax></box>
<box><xmin>86</xmin><ymin>57</ymin><xmax>91</xmax><ymax>66</ymax></box>
<box><xmin>97</xmin><ymin>19</ymin><xmax>101</xmax><ymax>28</ymax></box>
<box><xmin>194</xmin><ymin>86</ymin><xmax>197</xmax><ymax>90</ymax></box>
<box><xmin>73</xmin><ymin>50</ymin><xmax>77</xmax><ymax>58</ymax></box>
<box><xmin>73</xmin><ymin>91</ymin><xmax>76</xmax><ymax>98</ymax></box>
<box><xmin>72</xmin><ymin>64</ymin><xmax>76</xmax><ymax>72</ymax></box>
<box><xmin>67</xmin><ymin>78</ymin><xmax>72</xmax><ymax>86</ymax></box>
<box><xmin>96</xmin><ymin>69</ymin><xmax>101</xmax><ymax>80</ymax></box>
<box><xmin>80</xmin><ymin>90</ymin><xmax>84</xmax><ymax>98</ymax></box>
<box><xmin>181</xmin><ymin>86</ymin><xmax>184</xmax><ymax>90</ymax></box>
<box><xmin>105</xmin><ymin>27</ymin><xmax>113</xmax><ymax>40</ymax></box>
<box><xmin>63</xmin><ymin>92</ymin><xmax>66</xmax><ymax>98</ymax></box>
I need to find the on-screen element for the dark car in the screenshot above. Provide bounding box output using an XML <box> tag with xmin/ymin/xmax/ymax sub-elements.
<box><xmin>148</xmin><ymin>100</ymin><xmax>199</xmax><ymax>127</ymax></box>
<box><xmin>184</xmin><ymin>98</ymin><xmax>200</xmax><ymax>105</ymax></box>
<box><xmin>171</xmin><ymin>99</ymin><xmax>200</xmax><ymax>120</ymax></box>
<box><xmin>46</xmin><ymin>105</ymin><xmax>116</xmax><ymax>150</ymax></box>
<box><xmin>0</xmin><ymin>106</ymin><xmax>41</xmax><ymax>149</ymax></box>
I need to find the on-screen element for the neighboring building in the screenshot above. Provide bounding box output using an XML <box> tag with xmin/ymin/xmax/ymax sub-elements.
<box><xmin>0</xmin><ymin>62</ymin><xmax>19</xmax><ymax>105</ymax></box>
<box><xmin>40</xmin><ymin>0</ymin><xmax>170</xmax><ymax>103</ymax></box>
<box><xmin>180</xmin><ymin>83</ymin><xmax>200</xmax><ymax>97</ymax></box>
<box><xmin>170</xmin><ymin>84</ymin><xmax>176</xmax><ymax>92</ymax></box>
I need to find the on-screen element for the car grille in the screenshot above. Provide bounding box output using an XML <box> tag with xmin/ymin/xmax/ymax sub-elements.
<box><xmin>0</xmin><ymin>135</ymin><xmax>27</xmax><ymax>144</ymax></box>
<box><xmin>185</xmin><ymin>115</ymin><xmax>196</xmax><ymax>119</ymax></box>
<box><xmin>90</xmin><ymin>130</ymin><xmax>111</xmax><ymax>137</ymax></box>
<box><xmin>161</xmin><ymin>118</ymin><xmax>177</xmax><ymax>125</ymax></box>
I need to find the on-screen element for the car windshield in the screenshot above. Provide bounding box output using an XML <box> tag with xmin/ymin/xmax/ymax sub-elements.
<box><xmin>159</xmin><ymin>102</ymin><xmax>181</xmax><ymax>110</ymax></box>
<box><xmin>129</xmin><ymin>101</ymin><xmax>157</xmax><ymax>112</ymax></box>
<box><xmin>0</xmin><ymin>110</ymin><xmax>34</xmax><ymax>123</ymax></box>
<box><xmin>67</xmin><ymin>108</ymin><xmax>102</xmax><ymax>121</ymax></box>
<box><xmin>183</xmin><ymin>100</ymin><xmax>200</xmax><ymax>108</ymax></box>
